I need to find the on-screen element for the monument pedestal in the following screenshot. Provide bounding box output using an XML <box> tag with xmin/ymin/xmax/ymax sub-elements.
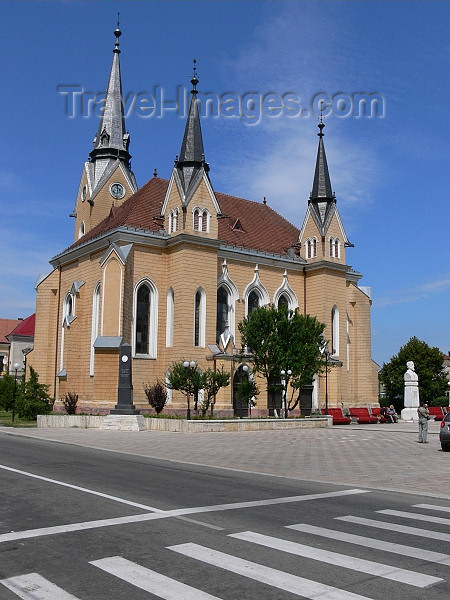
<box><xmin>100</xmin><ymin>414</ymin><xmax>146</xmax><ymax>431</ymax></box>
<box><xmin>401</xmin><ymin>407</ymin><xmax>418</xmax><ymax>422</ymax></box>
<box><xmin>110</xmin><ymin>343</ymin><xmax>140</xmax><ymax>416</ymax></box>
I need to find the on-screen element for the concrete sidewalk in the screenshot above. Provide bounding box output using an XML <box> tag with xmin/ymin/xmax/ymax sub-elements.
<box><xmin>1</xmin><ymin>420</ymin><xmax>448</xmax><ymax>499</ymax></box>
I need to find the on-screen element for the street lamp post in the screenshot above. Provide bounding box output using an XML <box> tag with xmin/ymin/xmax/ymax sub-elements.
<box><xmin>280</xmin><ymin>369</ymin><xmax>292</xmax><ymax>419</ymax></box>
<box><xmin>183</xmin><ymin>360</ymin><xmax>196</xmax><ymax>420</ymax></box>
<box><xmin>12</xmin><ymin>362</ymin><xmax>20</xmax><ymax>423</ymax></box>
<box><xmin>242</xmin><ymin>364</ymin><xmax>249</xmax><ymax>418</ymax></box>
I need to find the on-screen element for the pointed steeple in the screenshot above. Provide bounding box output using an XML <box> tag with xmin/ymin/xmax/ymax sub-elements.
<box><xmin>89</xmin><ymin>21</ymin><xmax>131</xmax><ymax>168</ymax></box>
<box><xmin>176</xmin><ymin>60</ymin><xmax>209</xmax><ymax>193</ymax></box>
<box><xmin>310</xmin><ymin>120</ymin><xmax>334</xmax><ymax>202</ymax></box>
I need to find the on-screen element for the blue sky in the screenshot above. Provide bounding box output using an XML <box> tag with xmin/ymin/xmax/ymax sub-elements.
<box><xmin>1</xmin><ymin>0</ymin><xmax>448</xmax><ymax>367</ymax></box>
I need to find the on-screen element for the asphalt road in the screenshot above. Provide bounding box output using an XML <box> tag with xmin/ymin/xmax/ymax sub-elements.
<box><xmin>0</xmin><ymin>435</ymin><xmax>449</xmax><ymax>599</ymax></box>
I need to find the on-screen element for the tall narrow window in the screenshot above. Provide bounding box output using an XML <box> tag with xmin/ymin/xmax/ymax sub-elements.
<box><xmin>166</xmin><ymin>288</ymin><xmax>174</xmax><ymax>347</ymax></box>
<box><xmin>136</xmin><ymin>284</ymin><xmax>150</xmax><ymax>355</ymax></box>
<box><xmin>278</xmin><ymin>294</ymin><xmax>288</xmax><ymax>309</ymax></box>
<box><xmin>90</xmin><ymin>283</ymin><xmax>100</xmax><ymax>375</ymax></box>
<box><xmin>248</xmin><ymin>290</ymin><xmax>260</xmax><ymax>315</ymax></box>
<box><xmin>201</xmin><ymin>210</ymin><xmax>208</xmax><ymax>232</ymax></box>
<box><xmin>331</xmin><ymin>305</ymin><xmax>339</xmax><ymax>356</ymax></box>
<box><xmin>216</xmin><ymin>287</ymin><xmax>229</xmax><ymax>344</ymax></box>
<box><xmin>194</xmin><ymin>290</ymin><xmax>201</xmax><ymax>346</ymax></box>
<box><xmin>193</xmin><ymin>209</ymin><xmax>200</xmax><ymax>231</ymax></box>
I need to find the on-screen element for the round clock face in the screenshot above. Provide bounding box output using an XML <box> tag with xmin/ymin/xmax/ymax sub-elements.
<box><xmin>121</xmin><ymin>355</ymin><xmax>129</xmax><ymax>363</ymax></box>
<box><xmin>110</xmin><ymin>183</ymin><xmax>125</xmax><ymax>199</ymax></box>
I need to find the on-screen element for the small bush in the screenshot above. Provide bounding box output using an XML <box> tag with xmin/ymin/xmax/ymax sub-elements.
<box><xmin>16</xmin><ymin>366</ymin><xmax>53</xmax><ymax>420</ymax></box>
<box><xmin>143</xmin><ymin>381</ymin><xmax>168</xmax><ymax>414</ymax></box>
<box><xmin>63</xmin><ymin>391</ymin><xmax>78</xmax><ymax>415</ymax></box>
<box><xmin>430</xmin><ymin>397</ymin><xmax>449</xmax><ymax>407</ymax></box>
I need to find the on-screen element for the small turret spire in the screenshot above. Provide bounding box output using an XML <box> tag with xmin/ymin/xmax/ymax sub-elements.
<box><xmin>310</xmin><ymin>107</ymin><xmax>333</xmax><ymax>201</ymax></box>
<box><xmin>176</xmin><ymin>60</ymin><xmax>208</xmax><ymax>192</ymax></box>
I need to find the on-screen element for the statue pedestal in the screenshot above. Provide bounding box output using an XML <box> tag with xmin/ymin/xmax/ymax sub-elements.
<box><xmin>100</xmin><ymin>415</ymin><xmax>146</xmax><ymax>431</ymax></box>
<box><xmin>401</xmin><ymin>407</ymin><xmax>418</xmax><ymax>422</ymax></box>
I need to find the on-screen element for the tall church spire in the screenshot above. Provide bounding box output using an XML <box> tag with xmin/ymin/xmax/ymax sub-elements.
<box><xmin>310</xmin><ymin>119</ymin><xmax>334</xmax><ymax>202</ymax></box>
<box><xmin>176</xmin><ymin>60</ymin><xmax>209</xmax><ymax>193</ymax></box>
<box><xmin>89</xmin><ymin>21</ymin><xmax>131</xmax><ymax>168</ymax></box>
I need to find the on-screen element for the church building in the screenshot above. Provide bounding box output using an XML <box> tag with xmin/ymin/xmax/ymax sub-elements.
<box><xmin>29</xmin><ymin>26</ymin><xmax>378</xmax><ymax>416</ymax></box>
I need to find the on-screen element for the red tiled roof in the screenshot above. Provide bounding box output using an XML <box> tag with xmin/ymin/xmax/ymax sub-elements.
<box><xmin>68</xmin><ymin>177</ymin><xmax>300</xmax><ymax>256</ymax></box>
<box><xmin>0</xmin><ymin>319</ymin><xmax>21</xmax><ymax>344</ymax></box>
<box><xmin>8</xmin><ymin>313</ymin><xmax>35</xmax><ymax>338</ymax></box>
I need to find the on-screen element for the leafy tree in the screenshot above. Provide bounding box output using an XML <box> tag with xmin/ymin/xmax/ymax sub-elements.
<box><xmin>166</xmin><ymin>360</ymin><xmax>203</xmax><ymax>416</ymax></box>
<box><xmin>379</xmin><ymin>337</ymin><xmax>448</xmax><ymax>412</ymax></box>
<box><xmin>200</xmin><ymin>367</ymin><xmax>230</xmax><ymax>417</ymax></box>
<box><xmin>0</xmin><ymin>372</ymin><xmax>22</xmax><ymax>412</ymax></box>
<box><xmin>143</xmin><ymin>381</ymin><xmax>168</xmax><ymax>414</ymax></box>
<box><xmin>235</xmin><ymin>371</ymin><xmax>259</xmax><ymax>415</ymax></box>
<box><xmin>238</xmin><ymin>305</ymin><xmax>326</xmax><ymax>414</ymax></box>
<box><xmin>15</xmin><ymin>366</ymin><xmax>53</xmax><ymax>420</ymax></box>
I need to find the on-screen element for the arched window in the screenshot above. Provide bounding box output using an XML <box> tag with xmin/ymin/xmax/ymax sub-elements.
<box><xmin>193</xmin><ymin>208</ymin><xmax>200</xmax><ymax>231</ymax></box>
<box><xmin>136</xmin><ymin>284</ymin><xmax>150</xmax><ymax>355</ymax></box>
<box><xmin>329</xmin><ymin>237</ymin><xmax>340</xmax><ymax>258</ymax></box>
<box><xmin>133</xmin><ymin>279</ymin><xmax>158</xmax><ymax>358</ymax></box>
<box><xmin>306</xmin><ymin>237</ymin><xmax>317</xmax><ymax>259</ymax></box>
<box><xmin>194</xmin><ymin>289</ymin><xmax>206</xmax><ymax>348</ymax></box>
<box><xmin>216</xmin><ymin>286</ymin><xmax>229</xmax><ymax>344</ymax></box>
<box><xmin>331</xmin><ymin>305</ymin><xmax>340</xmax><ymax>356</ymax></box>
<box><xmin>90</xmin><ymin>283</ymin><xmax>100</xmax><ymax>375</ymax></box>
<box><xmin>193</xmin><ymin>207</ymin><xmax>210</xmax><ymax>232</ymax></box>
<box><xmin>78</xmin><ymin>221</ymin><xmax>85</xmax><ymax>239</ymax></box>
<box><xmin>248</xmin><ymin>290</ymin><xmax>260</xmax><ymax>315</ymax></box>
<box><xmin>201</xmin><ymin>210</ymin><xmax>208</xmax><ymax>232</ymax></box>
<box><xmin>166</xmin><ymin>288</ymin><xmax>174</xmax><ymax>347</ymax></box>
<box><xmin>169</xmin><ymin>209</ymin><xmax>179</xmax><ymax>233</ymax></box>
<box><xmin>278</xmin><ymin>294</ymin><xmax>289</xmax><ymax>309</ymax></box>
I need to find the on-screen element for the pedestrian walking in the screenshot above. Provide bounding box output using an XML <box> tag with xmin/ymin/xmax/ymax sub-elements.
<box><xmin>418</xmin><ymin>402</ymin><xmax>430</xmax><ymax>443</ymax></box>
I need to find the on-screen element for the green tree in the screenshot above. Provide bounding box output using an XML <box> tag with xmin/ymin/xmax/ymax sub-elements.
<box><xmin>235</xmin><ymin>371</ymin><xmax>259</xmax><ymax>416</ymax></box>
<box><xmin>15</xmin><ymin>366</ymin><xmax>53</xmax><ymax>420</ymax></box>
<box><xmin>379</xmin><ymin>337</ymin><xmax>448</xmax><ymax>412</ymax></box>
<box><xmin>165</xmin><ymin>360</ymin><xmax>203</xmax><ymax>417</ymax></box>
<box><xmin>238</xmin><ymin>305</ymin><xmax>326</xmax><ymax>415</ymax></box>
<box><xmin>200</xmin><ymin>367</ymin><xmax>231</xmax><ymax>417</ymax></box>
<box><xmin>0</xmin><ymin>372</ymin><xmax>21</xmax><ymax>412</ymax></box>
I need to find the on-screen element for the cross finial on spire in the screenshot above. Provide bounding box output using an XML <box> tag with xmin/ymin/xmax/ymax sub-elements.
<box><xmin>191</xmin><ymin>59</ymin><xmax>199</xmax><ymax>94</ymax></box>
<box><xmin>318</xmin><ymin>100</ymin><xmax>325</xmax><ymax>137</ymax></box>
<box><xmin>114</xmin><ymin>13</ymin><xmax>121</xmax><ymax>53</ymax></box>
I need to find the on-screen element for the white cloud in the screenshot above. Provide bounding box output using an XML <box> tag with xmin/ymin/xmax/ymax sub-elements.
<box><xmin>376</xmin><ymin>276</ymin><xmax>450</xmax><ymax>308</ymax></box>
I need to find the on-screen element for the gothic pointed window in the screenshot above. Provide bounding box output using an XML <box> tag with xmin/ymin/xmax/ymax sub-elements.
<box><xmin>248</xmin><ymin>290</ymin><xmax>260</xmax><ymax>315</ymax></box>
<box><xmin>216</xmin><ymin>286</ymin><xmax>229</xmax><ymax>344</ymax></box>
<box><xmin>136</xmin><ymin>284</ymin><xmax>150</xmax><ymax>355</ymax></box>
<box><xmin>201</xmin><ymin>210</ymin><xmax>209</xmax><ymax>232</ymax></box>
<box><xmin>306</xmin><ymin>237</ymin><xmax>317</xmax><ymax>259</ymax></box>
<box><xmin>331</xmin><ymin>305</ymin><xmax>340</xmax><ymax>356</ymax></box>
<box><xmin>193</xmin><ymin>208</ymin><xmax>200</xmax><ymax>231</ymax></box>
<box><xmin>278</xmin><ymin>294</ymin><xmax>289</xmax><ymax>309</ymax></box>
<box><xmin>329</xmin><ymin>237</ymin><xmax>340</xmax><ymax>258</ymax></box>
<box><xmin>194</xmin><ymin>288</ymin><xmax>206</xmax><ymax>347</ymax></box>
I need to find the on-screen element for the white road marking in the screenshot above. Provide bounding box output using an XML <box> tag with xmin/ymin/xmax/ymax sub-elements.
<box><xmin>0</xmin><ymin>573</ymin><xmax>80</xmax><ymax>599</ymax></box>
<box><xmin>0</xmin><ymin>488</ymin><xmax>367</xmax><ymax>544</ymax></box>
<box><xmin>91</xmin><ymin>556</ymin><xmax>221</xmax><ymax>599</ymax></box>
<box><xmin>337</xmin><ymin>515</ymin><xmax>450</xmax><ymax>542</ymax></box>
<box><xmin>229</xmin><ymin>531</ymin><xmax>441</xmax><ymax>587</ymax></box>
<box><xmin>377</xmin><ymin>509</ymin><xmax>450</xmax><ymax>525</ymax></box>
<box><xmin>413</xmin><ymin>503</ymin><xmax>450</xmax><ymax>514</ymax></box>
<box><xmin>169</xmin><ymin>542</ymin><xmax>373</xmax><ymax>599</ymax></box>
<box><xmin>0</xmin><ymin>464</ymin><xmax>163</xmax><ymax>512</ymax></box>
<box><xmin>286</xmin><ymin>523</ymin><xmax>450</xmax><ymax>565</ymax></box>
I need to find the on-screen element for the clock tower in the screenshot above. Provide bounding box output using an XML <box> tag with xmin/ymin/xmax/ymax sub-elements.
<box><xmin>71</xmin><ymin>24</ymin><xmax>137</xmax><ymax>242</ymax></box>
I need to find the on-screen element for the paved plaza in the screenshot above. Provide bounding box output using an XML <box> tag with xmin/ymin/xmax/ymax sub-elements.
<box><xmin>1</xmin><ymin>419</ymin><xmax>448</xmax><ymax>499</ymax></box>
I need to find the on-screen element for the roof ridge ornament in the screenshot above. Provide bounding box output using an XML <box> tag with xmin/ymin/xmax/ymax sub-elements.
<box><xmin>191</xmin><ymin>59</ymin><xmax>199</xmax><ymax>95</ymax></box>
<box><xmin>114</xmin><ymin>13</ymin><xmax>121</xmax><ymax>54</ymax></box>
<box><xmin>318</xmin><ymin>100</ymin><xmax>325</xmax><ymax>138</ymax></box>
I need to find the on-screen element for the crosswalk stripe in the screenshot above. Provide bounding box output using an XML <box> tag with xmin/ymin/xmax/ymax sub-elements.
<box><xmin>169</xmin><ymin>542</ymin><xmax>374</xmax><ymax>599</ymax></box>
<box><xmin>337</xmin><ymin>515</ymin><xmax>450</xmax><ymax>542</ymax></box>
<box><xmin>414</xmin><ymin>504</ymin><xmax>450</xmax><ymax>514</ymax></box>
<box><xmin>91</xmin><ymin>556</ymin><xmax>221</xmax><ymax>599</ymax></box>
<box><xmin>378</xmin><ymin>509</ymin><xmax>450</xmax><ymax>525</ymax></box>
<box><xmin>229</xmin><ymin>531</ymin><xmax>441</xmax><ymax>587</ymax></box>
<box><xmin>0</xmin><ymin>573</ymin><xmax>80</xmax><ymax>599</ymax></box>
<box><xmin>286</xmin><ymin>523</ymin><xmax>450</xmax><ymax>565</ymax></box>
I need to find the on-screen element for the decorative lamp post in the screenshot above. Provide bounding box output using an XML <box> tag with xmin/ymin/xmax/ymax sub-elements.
<box><xmin>183</xmin><ymin>360</ymin><xmax>196</xmax><ymax>420</ymax></box>
<box><xmin>281</xmin><ymin>369</ymin><xmax>292</xmax><ymax>419</ymax></box>
<box><xmin>12</xmin><ymin>362</ymin><xmax>20</xmax><ymax>423</ymax></box>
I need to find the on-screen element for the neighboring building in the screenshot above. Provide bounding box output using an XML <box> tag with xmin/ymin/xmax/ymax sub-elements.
<box><xmin>0</xmin><ymin>315</ymin><xmax>35</xmax><ymax>377</ymax></box>
<box><xmin>443</xmin><ymin>352</ymin><xmax>450</xmax><ymax>402</ymax></box>
<box><xmin>0</xmin><ymin>319</ymin><xmax>21</xmax><ymax>374</ymax></box>
<box><xmin>28</xmin><ymin>27</ymin><xmax>378</xmax><ymax>415</ymax></box>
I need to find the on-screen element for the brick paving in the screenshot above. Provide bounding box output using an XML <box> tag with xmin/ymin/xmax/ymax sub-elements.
<box><xmin>1</xmin><ymin>420</ymin><xmax>448</xmax><ymax>499</ymax></box>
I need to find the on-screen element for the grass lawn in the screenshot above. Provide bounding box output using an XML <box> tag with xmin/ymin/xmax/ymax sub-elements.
<box><xmin>0</xmin><ymin>410</ymin><xmax>37</xmax><ymax>427</ymax></box>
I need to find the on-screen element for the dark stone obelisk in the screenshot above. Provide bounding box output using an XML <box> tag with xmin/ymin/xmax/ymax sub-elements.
<box><xmin>110</xmin><ymin>343</ymin><xmax>140</xmax><ymax>415</ymax></box>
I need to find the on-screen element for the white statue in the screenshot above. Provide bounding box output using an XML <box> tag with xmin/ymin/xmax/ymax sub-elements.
<box><xmin>401</xmin><ymin>360</ymin><xmax>420</xmax><ymax>421</ymax></box>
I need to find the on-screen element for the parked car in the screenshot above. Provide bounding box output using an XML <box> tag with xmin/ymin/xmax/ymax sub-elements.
<box><xmin>439</xmin><ymin>411</ymin><xmax>450</xmax><ymax>451</ymax></box>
